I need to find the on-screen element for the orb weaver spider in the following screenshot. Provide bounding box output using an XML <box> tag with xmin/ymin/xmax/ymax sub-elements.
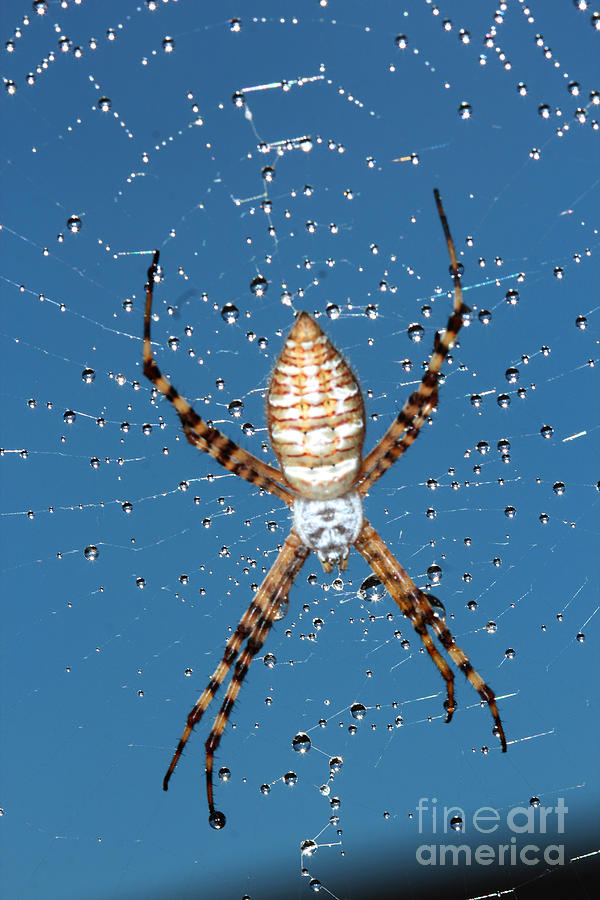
<box><xmin>143</xmin><ymin>189</ymin><xmax>507</xmax><ymax>829</ymax></box>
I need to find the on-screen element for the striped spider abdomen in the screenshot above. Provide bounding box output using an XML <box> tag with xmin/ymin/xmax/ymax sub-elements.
<box><xmin>266</xmin><ymin>312</ymin><xmax>366</xmax><ymax>500</ymax></box>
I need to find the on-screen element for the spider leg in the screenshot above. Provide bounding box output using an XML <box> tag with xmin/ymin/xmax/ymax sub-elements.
<box><xmin>356</xmin><ymin>189</ymin><xmax>469</xmax><ymax>496</ymax></box>
<box><xmin>354</xmin><ymin>521</ymin><xmax>507</xmax><ymax>752</ymax></box>
<box><xmin>143</xmin><ymin>251</ymin><xmax>293</xmax><ymax>506</ymax></box>
<box><xmin>162</xmin><ymin>529</ymin><xmax>309</xmax><ymax>829</ymax></box>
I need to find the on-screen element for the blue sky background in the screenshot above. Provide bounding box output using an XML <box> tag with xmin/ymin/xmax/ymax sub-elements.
<box><xmin>1</xmin><ymin>3</ymin><xmax>599</xmax><ymax>899</ymax></box>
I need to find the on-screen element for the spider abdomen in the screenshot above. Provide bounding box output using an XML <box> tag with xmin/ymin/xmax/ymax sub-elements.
<box><xmin>266</xmin><ymin>312</ymin><xmax>365</xmax><ymax>499</ymax></box>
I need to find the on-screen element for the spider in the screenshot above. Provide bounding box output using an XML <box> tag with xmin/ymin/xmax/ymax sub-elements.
<box><xmin>143</xmin><ymin>189</ymin><xmax>507</xmax><ymax>829</ymax></box>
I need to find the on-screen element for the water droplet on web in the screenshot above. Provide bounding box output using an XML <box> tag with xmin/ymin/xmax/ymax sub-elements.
<box><xmin>426</xmin><ymin>564</ymin><xmax>442</xmax><ymax>585</ymax></box>
<box><xmin>458</xmin><ymin>101</ymin><xmax>472</xmax><ymax>119</ymax></box>
<box><xmin>576</xmin><ymin>632</ymin><xmax>585</xmax><ymax>643</ymax></box>
<box><xmin>121</xmin><ymin>501</ymin><xmax>133</xmax><ymax>514</ymax></box>
<box><xmin>329</xmin><ymin>756</ymin><xmax>343</xmax><ymax>773</ymax></box>
<box><xmin>63</xmin><ymin>410</ymin><xmax>76</xmax><ymax>424</ymax></box>
<box><xmin>228</xmin><ymin>399</ymin><xmax>243</xmax><ymax>417</ymax></box>
<box><xmin>292</xmin><ymin>732</ymin><xmax>311</xmax><ymax>753</ymax></box>
<box><xmin>540</xmin><ymin>424</ymin><xmax>554</xmax><ymax>439</ymax></box>
<box><xmin>263</xmin><ymin>652</ymin><xmax>276</xmax><ymax>668</ymax></box>
<box><xmin>408</xmin><ymin>323</ymin><xmax>424</xmax><ymax>342</ymax></box>
<box><xmin>395</xmin><ymin>34</ymin><xmax>408</xmax><ymax>49</ymax></box>
<box><xmin>220</xmin><ymin>303</ymin><xmax>238</xmax><ymax>323</ymax></box>
<box><xmin>81</xmin><ymin>368</ymin><xmax>95</xmax><ymax>383</ymax></box>
<box><xmin>450</xmin><ymin>815</ymin><xmax>463</xmax><ymax>832</ymax></box>
<box><xmin>575</xmin><ymin>315</ymin><xmax>587</xmax><ymax>329</ymax></box>
<box><xmin>350</xmin><ymin>702</ymin><xmax>366</xmax><ymax>720</ymax></box>
<box><xmin>504</xmin><ymin>506</ymin><xmax>516</xmax><ymax>518</ymax></box>
<box><xmin>98</xmin><ymin>97</ymin><xmax>111</xmax><ymax>112</ymax></box>
<box><xmin>505</xmin><ymin>288</ymin><xmax>519</xmax><ymax>305</ymax></box>
<box><xmin>301</xmin><ymin>839</ymin><xmax>318</xmax><ymax>856</ymax></box>
<box><xmin>218</xmin><ymin>767</ymin><xmax>230</xmax><ymax>782</ymax></box>
<box><xmin>283</xmin><ymin>771</ymin><xmax>297</xmax><ymax>786</ymax></box>
<box><xmin>358</xmin><ymin>574</ymin><xmax>385</xmax><ymax>602</ymax></box>
<box><xmin>485</xmin><ymin>621</ymin><xmax>497</xmax><ymax>634</ymax></box>
<box><xmin>505</xmin><ymin>648</ymin><xmax>516</xmax><ymax>660</ymax></box>
<box><xmin>66</xmin><ymin>215</ymin><xmax>82</xmax><ymax>233</ymax></box>
<box><xmin>553</xmin><ymin>482</ymin><xmax>565</xmax><ymax>495</ymax></box>
<box><xmin>84</xmin><ymin>545</ymin><xmax>99</xmax><ymax>561</ymax></box>
<box><xmin>250</xmin><ymin>275</ymin><xmax>268</xmax><ymax>296</ymax></box>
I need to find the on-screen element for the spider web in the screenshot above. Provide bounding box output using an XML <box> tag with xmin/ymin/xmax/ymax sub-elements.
<box><xmin>1</xmin><ymin>2</ymin><xmax>599</xmax><ymax>899</ymax></box>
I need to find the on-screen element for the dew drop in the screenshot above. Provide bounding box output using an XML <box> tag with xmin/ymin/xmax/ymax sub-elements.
<box><xmin>292</xmin><ymin>732</ymin><xmax>312</xmax><ymax>753</ymax></box>
<box><xmin>426</xmin><ymin>564</ymin><xmax>442</xmax><ymax>585</ymax></box>
<box><xmin>208</xmin><ymin>810</ymin><xmax>226</xmax><ymax>830</ymax></box>
<box><xmin>220</xmin><ymin>303</ymin><xmax>239</xmax><ymax>323</ymax></box>
<box><xmin>329</xmin><ymin>756</ymin><xmax>343</xmax><ymax>773</ymax></box>
<box><xmin>408</xmin><ymin>323</ymin><xmax>424</xmax><ymax>342</ymax></box>
<box><xmin>228</xmin><ymin>399</ymin><xmax>243</xmax><ymax>417</ymax></box>
<box><xmin>84</xmin><ymin>545</ymin><xmax>99</xmax><ymax>561</ymax></box>
<box><xmin>250</xmin><ymin>275</ymin><xmax>268</xmax><ymax>296</ymax></box>
<box><xmin>350</xmin><ymin>702</ymin><xmax>366</xmax><ymax>720</ymax></box>
<box><xmin>301</xmin><ymin>839</ymin><xmax>318</xmax><ymax>856</ymax></box>
<box><xmin>66</xmin><ymin>215</ymin><xmax>82</xmax><ymax>233</ymax></box>
<box><xmin>358</xmin><ymin>574</ymin><xmax>385</xmax><ymax>602</ymax></box>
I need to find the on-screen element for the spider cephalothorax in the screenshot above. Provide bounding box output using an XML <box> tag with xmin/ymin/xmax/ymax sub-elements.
<box><xmin>143</xmin><ymin>190</ymin><xmax>507</xmax><ymax>830</ymax></box>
